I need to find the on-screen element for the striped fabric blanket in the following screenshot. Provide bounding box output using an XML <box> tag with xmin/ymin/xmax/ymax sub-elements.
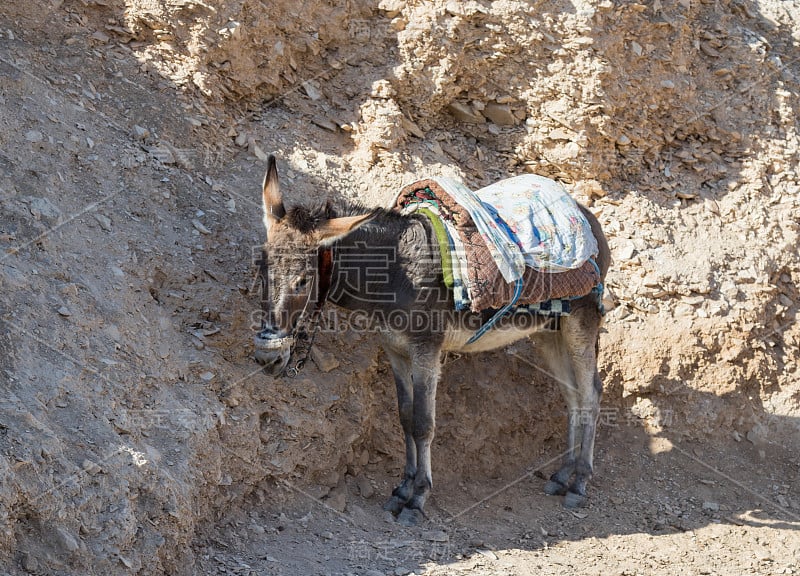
<box><xmin>395</xmin><ymin>176</ymin><xmax>600</xmax><ymax>313</ymax></box>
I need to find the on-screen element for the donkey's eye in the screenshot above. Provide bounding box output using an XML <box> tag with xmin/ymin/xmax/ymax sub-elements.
<box><xmin>290</xmin><ymin>277</ymin><xmax>309</xmax><ymax>293</ymax></box>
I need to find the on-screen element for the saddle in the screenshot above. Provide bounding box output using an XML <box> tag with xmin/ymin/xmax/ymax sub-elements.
<box><xmin>395</xmin><ymin>176</ymin><xmax>600</xmax><ymax>313</ymax></box>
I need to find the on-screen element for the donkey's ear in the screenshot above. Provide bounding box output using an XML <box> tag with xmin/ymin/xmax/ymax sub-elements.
<box><xmin>262</xmin><ymin>155</ymin><xmax>286</xmax><ymax>230</ymax></box>
<box><xmin>314</xmin><ymin>210</ymin><xmax>379</xmax><ymax>246</ymax></box>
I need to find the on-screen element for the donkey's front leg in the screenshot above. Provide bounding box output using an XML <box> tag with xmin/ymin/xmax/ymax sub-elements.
<box><xmin>383</xmin><ymin>347</ymin><xmax>416</xmax><ymax>515</ymax></box>
<box><xmin>397</xmin><ymin>350</ymin><xmax>441</xmax><ymax>526</ymax></box>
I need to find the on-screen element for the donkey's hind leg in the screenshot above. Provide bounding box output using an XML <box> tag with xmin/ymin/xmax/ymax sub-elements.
<box><xmin>564</xmin><ymin>369</ymin><xmax>601</xmax><ymax>508</ymax></box>
<box><xmin>557</xmin><ymin>308</ymin><xmax>603</xmax><ymax>508</ymax></box>
<box><xmin>533</xmin><ymin>307</ymin><xmax>602</xmax><ymax>508</ymax></box>
<box><xmin>532</xmin><ymin>330</ymin><xmax>581</xmax><ymax>498</ymax></box>
<box><xmin>382</xmin><ymin>346</ymin><xmax>416</xmax><ymax>516</ymax></box>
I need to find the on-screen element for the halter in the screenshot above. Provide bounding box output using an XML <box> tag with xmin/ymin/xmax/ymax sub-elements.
<box><xmin>282</xmin><ymin>245</ymin><xmax>334</xmax><ymax>377</ymax></box>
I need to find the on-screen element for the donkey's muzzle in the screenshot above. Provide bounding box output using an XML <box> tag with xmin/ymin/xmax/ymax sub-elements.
<box><xmin>254</xmin><ymin>328</ymin><xmax>294</xmax><ymax>375</ymax></box>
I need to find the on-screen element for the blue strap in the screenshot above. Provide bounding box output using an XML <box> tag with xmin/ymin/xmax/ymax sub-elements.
<box><xmin>587</xmin><ymin>258</ymin><xmax>605</xmax><ymax>315</ymax></box>
<box><xmin>466</xmin><ymin>278</ymin><xmax>524</xmax><ymax>345</ymax></box>
<box><xmin>482</xmin><ymin>200</ymin><xmax>523</xmax><ymax>249</ymax></box>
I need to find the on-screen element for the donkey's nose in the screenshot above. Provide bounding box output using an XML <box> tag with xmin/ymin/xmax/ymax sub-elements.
<box><xmin>254</xmin><ymin>349</ymin><xmax>281</xmax><ymax>368</ymax></box>
<box><xmin>253</xmin><ymin>330</ymin><xmax>293</xmax><ymax>375</ymax></box>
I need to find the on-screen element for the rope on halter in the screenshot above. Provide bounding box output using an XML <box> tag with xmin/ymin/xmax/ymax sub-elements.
<box><xmin>283</xmin><ymin>246</ymin><xmax>334</xmax><ymax>377</ymax></box>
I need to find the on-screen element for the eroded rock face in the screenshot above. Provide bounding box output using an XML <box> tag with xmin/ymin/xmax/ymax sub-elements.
<box><xmin>114</xmin><ymin>0</ymin><xmax>792</xmax><ymax>185</ymax></box>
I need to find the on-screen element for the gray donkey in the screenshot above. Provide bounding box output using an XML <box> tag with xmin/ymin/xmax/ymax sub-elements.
<box><xmin>254</xmin><ymin>156</ymin><xmax>610</xmax><ymax>525</ymax></box>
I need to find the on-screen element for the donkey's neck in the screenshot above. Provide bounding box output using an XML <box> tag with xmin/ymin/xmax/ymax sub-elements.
<box><xmin>327</xmin><ymin>211</ymin><xmax>441</xmax><ymax>312</ymax></box>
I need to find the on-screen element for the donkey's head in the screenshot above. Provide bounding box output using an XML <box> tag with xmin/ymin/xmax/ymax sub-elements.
<box><xmin>253</xmin><ymin>155</ymin><xmax>376</xmax><ymax>375</ymax></box>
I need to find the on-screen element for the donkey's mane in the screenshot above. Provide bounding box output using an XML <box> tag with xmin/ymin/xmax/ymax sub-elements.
<box><xmin>286</xmin><ymin>198</ymin><xmax>412</xmax><ymax>235</ymax></box>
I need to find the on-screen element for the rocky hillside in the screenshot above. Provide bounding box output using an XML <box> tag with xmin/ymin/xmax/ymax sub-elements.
<box><xmin>0</xmin><ymin>0</ymin><xmax>797</xmax><ymax>573</ymax></box>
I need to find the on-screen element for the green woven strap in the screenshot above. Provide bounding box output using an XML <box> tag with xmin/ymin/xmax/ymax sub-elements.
<box><xmin>417</xmin><ymin>207</ymin><xmax>454</xmax><ymax>288</ymax></box>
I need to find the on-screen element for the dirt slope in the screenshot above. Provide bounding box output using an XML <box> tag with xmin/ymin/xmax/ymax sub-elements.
<box><xmin>0</xmin><ymin>0</ymin><xmax>798</xmax><ymax>574</ymax></box>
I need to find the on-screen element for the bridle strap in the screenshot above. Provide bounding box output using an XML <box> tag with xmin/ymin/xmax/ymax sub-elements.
<box><xmin>316</xmin><ymin>246</ymin><xmax>334</xmax><ymax>310</ymax></box>
<box><xmin>282</xmin><ymin>245</ymin><xmax>335</xmax><ymax>377</ymax></box>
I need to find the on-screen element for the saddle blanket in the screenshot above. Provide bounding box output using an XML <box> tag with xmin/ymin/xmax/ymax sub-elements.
<box><xmin>476</xmin><ymin>174</ymin><xmax>599</xmax><ymax>271</ymax></box>
<box><xmin>395</xmin><ymin>176</ymin><xmax>600</xmax><ymax>313</ymax></box>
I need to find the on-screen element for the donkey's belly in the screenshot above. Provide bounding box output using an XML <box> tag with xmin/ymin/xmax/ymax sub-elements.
<box><xmin>443</xmin><ymin>323</ymin><xmax>546</xmax><ymax>354</ymax></box>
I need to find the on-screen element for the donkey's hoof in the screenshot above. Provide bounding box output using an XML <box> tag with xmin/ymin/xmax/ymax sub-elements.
<box><xmin>544</xmin><ymin>480</ymin><xmax>568</xmax><ymax>496</ymax></box>
<box><xmin>383</xmin><ymin>496</ymin><xmax>407</xmax><ymax>516</ymax></box>
<box><xmin>397</xmin><ymin>506</ymin><xmax>425</xmax><ymax>527</ymax></box>
<box><xmin>563</xmin><ymin>490</ymin><xmax>588</xmax><ymax>509</ymax></box>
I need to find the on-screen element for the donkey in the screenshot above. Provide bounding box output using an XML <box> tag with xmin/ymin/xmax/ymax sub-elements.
<box><xmin>254</xmin><ymin>155</ymin><xmax>610</xmax><ymax>525</ymax></box>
